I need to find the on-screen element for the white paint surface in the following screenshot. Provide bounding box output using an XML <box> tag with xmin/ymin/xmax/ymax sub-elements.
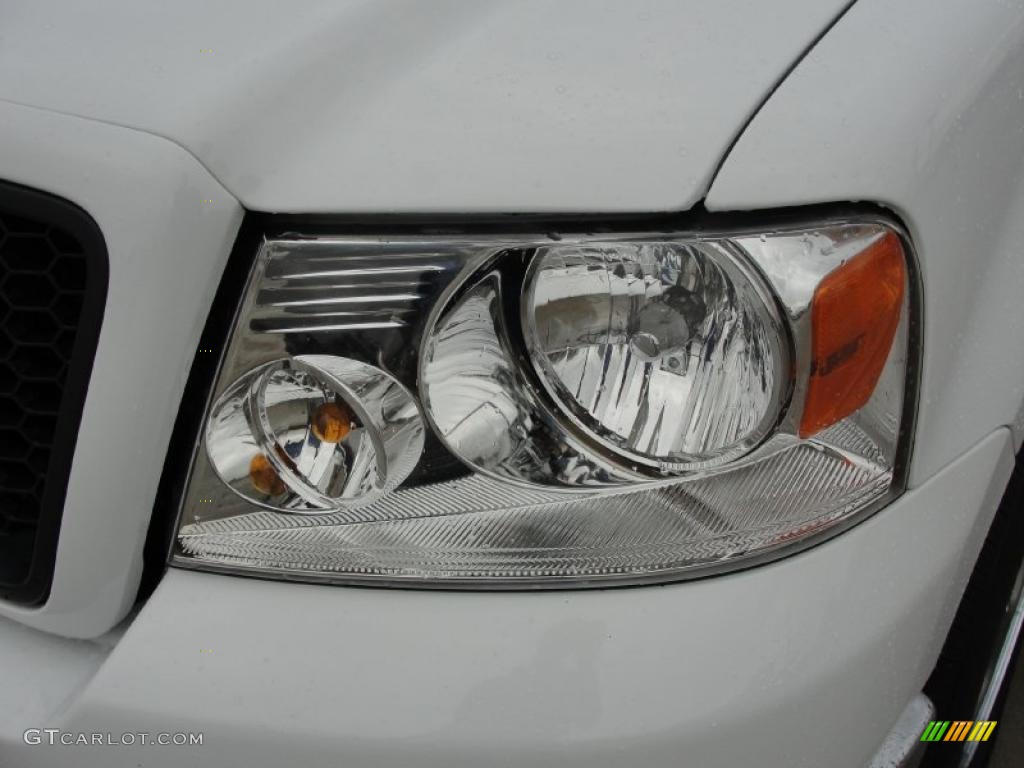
<box><xmin>0</xmin><ymin>0</ymin><xmax>848</xmax><ymax>213</ymax></box>
<box><xmin>1</xmin><ymin>431</ymin><xmax>1012</xmax><ymax>767</ymax></box>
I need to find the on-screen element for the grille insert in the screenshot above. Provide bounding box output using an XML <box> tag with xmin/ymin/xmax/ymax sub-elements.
<box><xmin>0</xmin><ymin>183</ymin><xmax>107</xmax><ymax>604</ymax></box>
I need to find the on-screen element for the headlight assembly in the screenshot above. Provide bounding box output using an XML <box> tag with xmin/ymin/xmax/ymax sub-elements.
<box><xmin>173</xmin><ymin>216</ymin><xmax>916</xmax><ymax>587</ymax></box>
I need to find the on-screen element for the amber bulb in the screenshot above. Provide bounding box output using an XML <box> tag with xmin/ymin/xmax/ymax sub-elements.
<box><xmin>312</xmin><ymin>401</ymin><xmax>354</xmax><ymax>443</ymax></box>
<box><xmin>249</xmin><ymin>453</ymin><xmax>286</xmax><ymax>496</ymax></box>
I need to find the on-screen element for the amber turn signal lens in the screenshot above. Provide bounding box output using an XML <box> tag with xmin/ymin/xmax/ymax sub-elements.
<box><xmin>311</xmin><ymin>401</ymin><xmax>354</xmax><ymax>443</ymax></box>
<box><xmin>799</xmin><ymin>231</ymin><xmax>906</xmax><ymax>438</ymax></box>
<box><xmin>249</xmin><ymin>453</ymin><xmax>286</xmax><ymax>496</ymax></box>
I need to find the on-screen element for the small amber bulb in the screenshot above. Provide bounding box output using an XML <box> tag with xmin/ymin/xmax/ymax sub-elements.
<box><xmin>249</xmin><ymin>453</ymin><xmax>286</xmax><ymax>496</ymax></box>
<box><xmin>312</xmin><ymin>401</ymin><xmax>353</xmax><ymax>443</ymax></box>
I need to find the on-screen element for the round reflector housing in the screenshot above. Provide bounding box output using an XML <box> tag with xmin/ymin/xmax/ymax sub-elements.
<box><xmin>523</xmin><ymin>241</ymin><xmax>789</xmax><ymax>469</ymax></box>
<box><xmin>205</xmin><ymin>355</ymin><xmax>424</xmax><ymax>513</ymax></box>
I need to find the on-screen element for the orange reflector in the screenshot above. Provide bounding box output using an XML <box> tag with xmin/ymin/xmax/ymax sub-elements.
<box><xmin>250</xmin><ymin>453</ymin><xmax>286</xmax><ymax>496</ymax></box>
<box><xmin>799</xmin><ymin>231</ymin><xmax>906</xmax><ymax>438</ymax></box>
<box><xmin>311</xmin><ymin>401</ymin><xmax>354</xmax><ymax>443</ymax></box>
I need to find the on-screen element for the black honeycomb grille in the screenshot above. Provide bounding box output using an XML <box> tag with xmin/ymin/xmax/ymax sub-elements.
<box><xmin>0</xmin><ymin>182</ymin><xmax>106</xmax><ymax>605</ymax></box>
<box><xmin>0</xmin><ymin>215</ymin><xmax>84</xmax><ymax>526</ymax></box>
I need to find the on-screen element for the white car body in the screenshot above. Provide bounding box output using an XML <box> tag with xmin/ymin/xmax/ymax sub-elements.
<box><xmin>1</xmin><ymin>1</ymin><xmax>1023</xmax><ymax>766</ymax></box>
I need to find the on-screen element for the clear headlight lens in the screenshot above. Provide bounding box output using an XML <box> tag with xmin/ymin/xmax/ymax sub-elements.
<box><xmin>174</xmin><ymin>218</ymin><xmax>915</xmax><ymax>587</ymax></box>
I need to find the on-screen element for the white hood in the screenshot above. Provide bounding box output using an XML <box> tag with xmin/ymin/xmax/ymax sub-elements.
<box><xmin>0</xmin><ymin>0</ymin><xmax>848</xmax><ymax>213</ymax></box>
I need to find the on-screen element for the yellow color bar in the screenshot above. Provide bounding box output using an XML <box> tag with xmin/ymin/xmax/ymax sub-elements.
<box><xmin>967</xmin><ymin>722</ymin><xmax>987</xmax><ymax>742</ymax></box>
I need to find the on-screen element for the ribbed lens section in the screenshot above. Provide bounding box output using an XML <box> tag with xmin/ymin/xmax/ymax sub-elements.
<box><xmin>179</xmin><ymin>424</ymin><xmax>888</xmax><ymax>583</ymax></box>
<box><xmin>524</xmin><ymin>242</ymin><xmax>787</xmax><ymax>467</ymax></box>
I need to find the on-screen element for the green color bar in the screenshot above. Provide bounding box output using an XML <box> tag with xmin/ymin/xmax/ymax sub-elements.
<box><xmin>921</xmin><ymin>721</ymin><xmax>951</xmax><ymax>742</ymax></box>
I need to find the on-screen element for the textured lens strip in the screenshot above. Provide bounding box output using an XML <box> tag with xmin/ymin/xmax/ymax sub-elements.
<box><xmin>179</xmin><ymin>430</ymin><xmax>890</xmax><ymax>583</ymax></box>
